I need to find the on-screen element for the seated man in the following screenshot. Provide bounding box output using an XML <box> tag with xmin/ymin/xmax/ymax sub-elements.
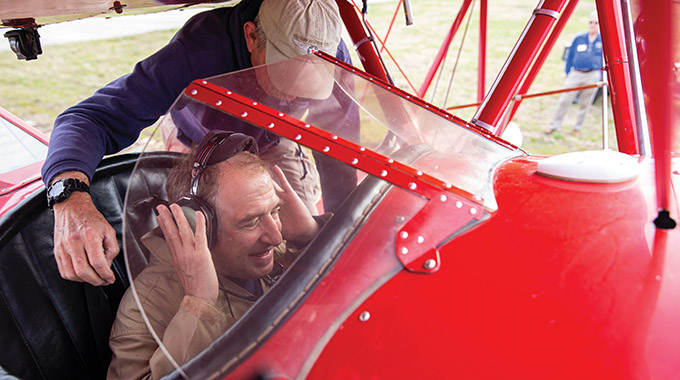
<box><xmin>107</xmin><ymin>132</ymin><xmax>325</xmax><ymax>379</ymax></box>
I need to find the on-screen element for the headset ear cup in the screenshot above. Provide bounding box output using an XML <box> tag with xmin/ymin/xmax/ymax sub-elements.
<box><xmin>175</xmin><ymin>196</ymin><xmax>218</xmax><ymax>248</ymax></box>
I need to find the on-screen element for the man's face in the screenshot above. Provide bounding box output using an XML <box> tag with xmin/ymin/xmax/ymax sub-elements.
<box><xmin>589</xmin><ymin>17</ymin><xmax>599</xmax><ymax>34</ymax></box>
<box><xmin>211</xmin><ymin>164</ymin><xmax>283</xmax><ymax>280</ymax></box>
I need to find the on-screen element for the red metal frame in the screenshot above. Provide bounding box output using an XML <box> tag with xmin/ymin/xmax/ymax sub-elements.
<box><xmin>595</xmin><ymin>0</ymin><xmax>640</xmax><ymax>155</ymax></box>
<box><xmin>185</xmin><ymin>73</ymin><xmax>473</xmax><ymax>203</ymax></box>
<box><xmin>471</xmin><ymin>0</ymin><xmax>569</xmax><ymax>132</ymax></box>
<box><xmin>499</xmin><ymin>0</ymin><xmax>579</xmax><ymax>135</ymax></box>
<box><xmin>335</xmin><ymin>0</ymin><xmax>389</xmax><ymax>82</ymax></box>
<box><xmin>640</xmin><ymin>0</ymin><xmax>676</xmax><ymax>221</ymax></box>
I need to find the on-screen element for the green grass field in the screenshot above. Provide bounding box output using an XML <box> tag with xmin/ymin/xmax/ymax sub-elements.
<box><xmin>0</xmin><ymin>0</ymin><xmax>676</xmax><ymax>156</ymax></box>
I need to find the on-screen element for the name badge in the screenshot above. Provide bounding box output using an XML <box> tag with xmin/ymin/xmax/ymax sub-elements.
<box><xmin>576</xmin><ymin>44</ymin><xmax>587</xmax><ymax>52</ymax></box>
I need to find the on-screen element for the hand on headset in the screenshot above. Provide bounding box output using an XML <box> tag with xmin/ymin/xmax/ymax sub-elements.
<box><xmin>156</xmin><ymin>203</ymin><xmax>219</xmax><ymax>305</ymax></box>
<box><xmin>271</xmin><ymin>165</ymin><xmax>320</xmax><ymax>245</ymax></box>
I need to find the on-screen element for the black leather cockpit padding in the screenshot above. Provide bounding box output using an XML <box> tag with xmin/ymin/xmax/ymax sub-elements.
<box><xmin>0</xmin><ymin>152</ymin><xmax>178</xmax><ymax>380</ymax></box>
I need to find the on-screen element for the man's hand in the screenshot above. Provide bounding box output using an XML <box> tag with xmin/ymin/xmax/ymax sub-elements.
<box><xmin>156</xmin><ymin>204</ymin><xmax>219</xmax><ymax>305</ymax></box>
<box><xmin>52</xmin><ymin>173</ymin><xmax>118</xmax><ymax>286</ymax></box>
<box><xmin>272</xmin><ymin>165</ymin><xmax>319</xmax><ymax>245</ymax></box>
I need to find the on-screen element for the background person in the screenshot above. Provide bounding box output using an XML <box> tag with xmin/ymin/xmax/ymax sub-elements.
<box><xmin>545</xmin><ymin>11</ymin><xmax>603</xmax><ymax>135</ymax></box>
<box><xmin>108</xmin><ymin>132</ymin><xmax>325</xmax><ymax>379</ymax></box>
<box><xmin>43</xmin><ymin>0</ymin><xmax>356</xmax><ymax>287</ymax></box>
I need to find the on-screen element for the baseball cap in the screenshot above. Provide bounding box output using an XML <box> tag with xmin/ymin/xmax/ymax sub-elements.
<box><xmin>258</xmin><ymin>0</ymin><xmax>342</xmax><ymax>64</ymax></box>
<box><xmin>264</xmin><ymin>54</ymin><xmax>337</xmax><ymax>100</ymax></box>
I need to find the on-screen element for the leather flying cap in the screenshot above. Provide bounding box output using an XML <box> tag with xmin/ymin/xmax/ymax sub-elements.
<box><xmin>258</xmin><ymin>0</ymin><xmax>341</xmax><ymax>64</ymax></box>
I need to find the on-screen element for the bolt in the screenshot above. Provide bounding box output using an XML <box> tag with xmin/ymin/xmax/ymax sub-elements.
<box><xmin>359</xmin><ymin>311</ymin><xmax>371</xmax><ymax>322</ymax></box>
<box><xmin>423</xmin><ymin>259</ymin><xmax>436</xmax><ymax>270</ymax></box>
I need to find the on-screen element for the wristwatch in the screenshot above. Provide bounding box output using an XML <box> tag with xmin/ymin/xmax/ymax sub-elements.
<box><xmin>47</xmin><ymin>178</ymin><xmax>91</xmax><ymax>209</ymax></box>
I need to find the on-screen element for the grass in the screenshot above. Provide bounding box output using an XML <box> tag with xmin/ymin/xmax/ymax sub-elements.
<box><xmin>0</xmin><ymin>0</ymin><xmax>676</xmax><ymax>156</ymax></box>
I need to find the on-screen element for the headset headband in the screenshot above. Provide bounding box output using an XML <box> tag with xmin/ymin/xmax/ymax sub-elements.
<box><xmin>189</xmin><ymin>131</ymin><xmax>259</xmax><ymax>196</ymax></box>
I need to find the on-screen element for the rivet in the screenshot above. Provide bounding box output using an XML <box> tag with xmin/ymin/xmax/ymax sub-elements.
<box><xmin>267</xmin><ymin>123</ymin><xmax>275</xmax><ymax>129</ymax></box>
<box><xmin>190</xmin><ymin>89</ymin><xmax>198</xmax><ymax>95</ymax></box>
<box><xmin>278</xmin><ymin>112</ymin><xmax>284</xmax><ymax>117</ymax></box>
<box><xmin>351</xmin><ymin>158</ymin><xmax>359</xmax><ymax>165</ymax></box>
<box><xmin>380</xmin><ymin>170</ymin><xmax>388</xmax><ymax>177</ymax></box>
<box><xmin>445</xmin><ymin>183</ymin><xmax>452</xmax><ymax>188</ymax></box>
<box><xmin>400</xmin><ymin>231</ymin><xmax>409</xmax><ymax>239</ymax></box>
<box><xmin>252</xmin><ymin>101</ymin><xmax>258</xmax><ymax>105</ymax></box>
<box><xmin>470</xmin><ymin>208</ymin><xmax>478</xmax><ymax>215</ymax></box>
<box><xmin>417</xmin><ymin>236</ymin><xmax>424</xmax><ymax>244</ymax></box>
<box><xmin>474</xmin><ymin>195</ymin><xmax>482</xmax><ymax>201</ymax></box>
<box><xmin>359</xmin><ymin>311</ymin><xmax>371</xmax><ymax>322</ymax></box>
<box><xmin>241</xmin><ymin>111</ymin><xmax>248</xmax><ymax>117</ymax></box>
<box><xmin>323</xmin><ymin>146</ymin><xmax>330</xmax><ymax>152</ymax></box>
<box><xmin>400</xmin><ymin>247</ymin><xmax>409</xmax><ymax>255</ymax></box>
<box><xmin>360</xmin><ymin>147</ymin><xmax>366</xmax><ymax>151</ymax></box>
<box><xmin>226</xmin><ymin>90</ymin><xmax>232</xmax><ymax>95</ymax></box>
<box><xmin>201</xmin><ymin>80</ymin><xmax>207</xmax><ymax>84</ymax></box>
<box><xmin>295</xmin><ymin>134</ymin><xmax>302</xmax><ymax>141</ymax></box>
<box><xmin>215</xmin><ymin>100</ymin><xmax>222</xmax><ymax>106</ymax></box>
<box><xmin>388</xmin><ymin>159</ymin><xmax>394</xmax><ymax>163</ymax></box>
<box><xmin>456</xmin><ymin>201</ymin><xmax>463</xmax><ymax>208</ymax></box>
<box><xmin>395</xmin><ymin>216</ymin><xmax>405</xmax><ymax>223</ymax></box>
<box><xmin>406</xmin><ymin>95</ymin><xmax>411</xmax><ymax>99</ymax></box>
<box><xmin>332</xmin><ymin>135</ymin><xmax>338</xmax><ymax>140</ymax></box>
<box><xmin>439</xmin><ymin>194</ymin><xmax>447</xmax><ymax>202</ymax></box>
<box><xmin>416</xmin><ymin>170</ymin><xmax>423</xmax><ymax>176</ymax></box>
<box><xmin>408</xmin><ymin>182</ymin><xmax>417</xmax><ymax>190</ymax></box>
<box><xmin>304</xmin><ymin>123</ymin><xmax>310</xmax><ymax>128</ymax></box>
<box><xmin>423</xmin><ymin>259</ymin><xmax>436</xmax><ymax>270</ymax></box>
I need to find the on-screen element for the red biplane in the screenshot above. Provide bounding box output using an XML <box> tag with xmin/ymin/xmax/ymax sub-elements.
<box><xmin>0</xmin><ymin>0</ymin><xmax>678</xmax><ymax>379</ymax></box>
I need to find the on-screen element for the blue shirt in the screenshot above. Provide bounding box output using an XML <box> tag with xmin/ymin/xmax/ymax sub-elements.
<box><xmin>565</xmin><ymin>31</ymin><xmax>603</xmax><ymax>75</ymax></box>
<box><xmin>42</xmin><ymin>0</ymin><xmax>352</xmax><ymax>185</ymax></box>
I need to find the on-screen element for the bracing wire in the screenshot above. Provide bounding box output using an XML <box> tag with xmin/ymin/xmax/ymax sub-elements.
<box><xmin>440</xmin><ymin>0</ymin><xmax>476</xmax><ymax>108</ymax></box>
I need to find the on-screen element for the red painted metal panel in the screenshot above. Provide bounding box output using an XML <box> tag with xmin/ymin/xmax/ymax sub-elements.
<box><xmin>225</xmin><ymin>184</ymin><xmax>427</xmax><ymax>378</ymax></box>
<box><xmin>306</xmin><ymin>156</ymin><xmax>680</xmax><ymax>379</ymax></box>
<box><xmin>395</xmin><ymin>191</ymin><xmax>482</xmax><ymax>273</ymax></box>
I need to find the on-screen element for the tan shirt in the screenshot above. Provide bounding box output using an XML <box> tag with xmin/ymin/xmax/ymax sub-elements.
<box><xmin>107</xmin><ymin>230</ymin><xmax>293</xmax><ymax>380</ymax></box>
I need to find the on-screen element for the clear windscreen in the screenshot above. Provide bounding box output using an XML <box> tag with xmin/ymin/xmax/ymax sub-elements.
<box><xmin>120</xmin><ymin>53</ymin><xmax>521</xmax><ymax>378</ymax></box>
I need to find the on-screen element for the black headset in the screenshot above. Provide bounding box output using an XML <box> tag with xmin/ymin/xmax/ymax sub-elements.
<box><xmin>175</xmin><ymin>130</ymin><xmax>258</xmax><ymax>248</ymax></box>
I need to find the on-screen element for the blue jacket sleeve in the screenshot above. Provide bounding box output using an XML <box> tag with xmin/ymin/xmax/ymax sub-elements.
<box><xmin>565</xmin><ymin>35</ymin><xmax>578</xmax><ymax>75</ymax></box>
<box><xmin>40</xmin><ymin>5</ymin><xmax>253</xmax><ymax>185</ymax></box>
<box><xmin>42</xmin><ymin>40</ymin><xmax>195</xmax><ymax>184</ymax></box>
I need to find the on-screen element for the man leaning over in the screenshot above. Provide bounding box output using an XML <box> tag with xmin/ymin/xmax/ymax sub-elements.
<box><xmin>43</xmin><ymin>0</ymin><xmax>356</xmax><ymax>288</ymax></box>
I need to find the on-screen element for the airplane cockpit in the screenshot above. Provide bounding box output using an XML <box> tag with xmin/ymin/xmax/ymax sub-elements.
<box><xmin>121</xmin><ymin>52</ymin><xmax>520</xmax><ymax>378</ymax></box>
